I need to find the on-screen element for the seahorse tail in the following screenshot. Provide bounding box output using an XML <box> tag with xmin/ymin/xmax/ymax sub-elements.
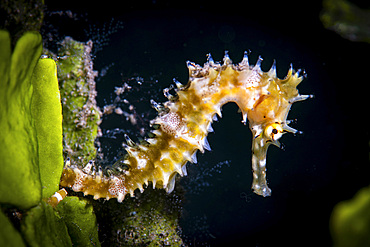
<box><xmin>60</xmin><ymin>159</ymin><xmax>128</xmax><ymax>202</ymax></box>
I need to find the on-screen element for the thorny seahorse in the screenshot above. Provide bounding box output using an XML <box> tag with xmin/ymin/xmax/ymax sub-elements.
<box><xmin>60</xmin><ymin>52</ymin><xmax>313</xmax><ymax>202</ymax></box>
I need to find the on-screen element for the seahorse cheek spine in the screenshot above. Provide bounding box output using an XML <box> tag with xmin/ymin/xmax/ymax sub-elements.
<box><xmin>60</xmin><ymin>52</ymin><xmax>312</xmax><ymax>202</ymax></box>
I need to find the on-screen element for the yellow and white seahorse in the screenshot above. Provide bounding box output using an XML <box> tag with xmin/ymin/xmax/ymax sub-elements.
<box><xmin>60</xmin><ymin>52</ymin><xmax>312</xmax><ymax>202</ymax></box>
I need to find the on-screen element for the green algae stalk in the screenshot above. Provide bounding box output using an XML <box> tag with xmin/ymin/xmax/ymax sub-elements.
<box><xmin>31</xmin><ymin>58</ymin><xmax>64</xmax><ymax>199</ymax></box>
<box><xmin>55</xmin><ymin>37</ymin><xmax>102</xmax><ymax>167</ymax></box>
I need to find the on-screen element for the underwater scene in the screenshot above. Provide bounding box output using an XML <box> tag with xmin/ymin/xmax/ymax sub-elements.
<box><xmin>0</xmin><ymin>0</ymin><xmax>369</xmax><ymax>246</ymax></box>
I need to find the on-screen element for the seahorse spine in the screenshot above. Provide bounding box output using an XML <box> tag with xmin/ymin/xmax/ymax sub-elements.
<box><xmin>60</xmin><ymin>52</ymin><xmax>312</xmax><ymax>202</ymax></box>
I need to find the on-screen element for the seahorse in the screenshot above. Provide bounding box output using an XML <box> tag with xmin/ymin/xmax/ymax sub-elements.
<box><xmin>60</xmin><ymin>52</ymin><xmax>312</xmax><ymax>202</ymax></box>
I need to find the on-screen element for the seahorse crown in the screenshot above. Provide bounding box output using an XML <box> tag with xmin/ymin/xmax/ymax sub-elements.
<box><xmin>60</xmin><ymin>52</ymin><xmax>312</xmax><ymax>202</ymax></box>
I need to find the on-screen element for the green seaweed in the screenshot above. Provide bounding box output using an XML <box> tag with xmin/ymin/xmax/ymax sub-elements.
<box><xmin>21</xmin><ymin>197</ymin><xmax>100</xmax><ymax>247</ymax></box>
<box><xmin>0</xmin><ymin>30</ymin><xmax>43</xmax><ymax>209</ymax></box>
<box><xmin>31</xmin><ymin>58</ymin><xmax>64</xmax><ymax>199</ymax></box>
<box><xmin>0</xmin><ymin>25</ymin><xmax>183</xmax><ymax>245</ymax></box>
<box><xmin>321</xmin><ymin>0</ymin><xmax>370</xmax><ymax>43</ymax></box>
<box><xmin>331</xmin><ymin>186</ymin><xmax>370</xmax><ymax>247</ymax></box>
<box><xmin>53</xmin><ymin>37</ymin><xmax>102</xmax><ymax>167</ymax></box>
<box><xmin>0</xmin><ymin>29</ymin><xmax>63</xmax><ymax>208</ymax></box>
<box><xmin>0</xmin><ymin>25</ymin><xmax>182</xmax><ymax>246</ymax></box>
<box><xmin>21</xmin><ymin>201</ymin><xmax>72</xmax><ymax>247</ymax></box>
<box><xmin>56</xmin><ymin>196</ymin><xmax>101</xmax><ymax>247</ymax></box>
<box><xmin>94</xmin><ymin>187</ymin><xmax>184</xmax><ymax>246</ymax></box>
<box><xmin>0</xmin><ymin>30</ymin><xmax>101</xmax><ymax>246</ymax></box>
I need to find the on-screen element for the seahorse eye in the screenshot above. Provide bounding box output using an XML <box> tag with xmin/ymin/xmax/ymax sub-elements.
<box><xmin>265</xmin><ymin>123</ymin><xmax>283</xmax><ymax>140</ymax></box>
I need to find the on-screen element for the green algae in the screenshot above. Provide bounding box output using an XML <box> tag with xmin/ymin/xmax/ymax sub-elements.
<box><xmin>0</xmin><ymin>23</ymin><xmax>183</xmax><ymax>246</ymax></box>
<box><xmin>31</xmin><ymin>58</ymin><xmax>64</xmax><ymax>199</ymax></box>
<box><xmin>0</xmin><ymin>29</ymin><xmax>63</xmax><ymax>208</ymax></box>
<box><xmin>331</xmin><ymin>186</ymin><xmax>370</xmax><ymax>247</ymax></box>
<box><xmin>0</xmin><ymin>27</ymin><xmax>183</xmax><ymax>246</ymax></box>
<box><xmin>52</xmin><ymin>37</ymin><xmax>102</xmax><ymax>167</ymax></box>
<box><xmin>56</xmin><ymin>197</ymin><xmax>100</xmax><ymax>247</ymax></box>
<box><xmin>21</xmin><ymin>197</ymin><xmax>100</xmax><ymax>247</ymax></box>
<box><xmin>0</xmin><ymin>30</ymin><xmax>43</xmax><ymax>209</ymax></box>
<box><xmin>93</xmin><ymin>186</ymin><xmax>184</xmax><ymax>246</ymax></box>
<box><xmin>321</xmin><ymin>0</ymin><xmax>370</xmax><ymax>43</ymax></box>
<box><xmin>0</xmin><ymin>30</ymin><xmax>101</xmax><ymax>246</ymax></box>
<box><xmin>21</xmin><ymin>201</ymin><xmax>73</xmax><ymax>247</ymax></box>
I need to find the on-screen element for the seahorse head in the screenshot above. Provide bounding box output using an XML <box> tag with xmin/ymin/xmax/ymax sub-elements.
<box><xmin>245</xmin><ymin>63</ymin><xmax>311</xmax><ymax>196</ymax></box>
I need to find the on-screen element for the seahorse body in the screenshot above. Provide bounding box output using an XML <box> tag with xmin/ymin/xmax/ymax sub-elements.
<box><xmin>60</xmin><ymin>52</ymin><xmax>312</xmax><ymax>202</ymax></box>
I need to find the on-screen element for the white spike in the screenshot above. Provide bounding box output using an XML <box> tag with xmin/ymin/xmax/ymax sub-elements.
<box><xmin>288</xmin><ymin>94</ymin><xmax>314</xmax><ymax>104</ymax></box>
<box><xmin>174</xmin><ymin>163</ymin><xmax>183</xmax><ymax>176</ymax></box>
<box><xmin>117</xmin><ymin>192</ymin><xmax>125</xmax><ymax>203</ymax></box>
<box><xmin>223</xmin><ymin>51</ymin><xmax>232</xmax><ymax>65</ymax></box>
<box><xmin>295</xmin><ymin>68</ymin><xmax>302</xmax><ymax>77</ymax></box>
<box><xmin>90</xmin><ymin>165</ymin><xmax>96</xmax><ymax>176</ymax></box>
<box><xmin>143</xmin><ymin>178</ymin><xmax>149</xmax><ymax>187</ymax></box>
<box><xmin>239</xmin><ymin>50</ymin><xmax>250</xmax><ymax>68</ymax></box>
<box><xmin>186</xmin><ymin>60</ymin><xmax>195</xmax><ymax>70</ymax></box>
<box><xmin>212</xmin><ymin>113</ymin><xmax>218</xmax><ymax>121</ymax></box>
<box><xmin>283</xmin><ymin>124</ymin><xmax>298</xmax><ymax>134</ymax></box>
<box><xmin>285</xmin><ymin>119</ymin><xmax>294</xmax><ymax>125</ymax></box>
<box><xmin>146</xmin><ymin>137</ymin><xmax>158</xmax><ymax>145</ymax></box>
<box><xmin>191</xmin><ymin>151</ymin><xmax>198</xmax><ymax>164</ymax></box>
<box><xmin>207</xmin><ymin>53</ymin><xmax>214</xmax><ymax>65</ymax></box>
<box><xmin>129</xmin><ymin>189</ymin><xmax>135</xmax><ymax>198</ymax></box>
<box><xmin>173</xmin><ymin>78</ymin><xmax>183</xmax><ymax>89</ymax></box>
<box><xmin>163</xmin><ymin>87</ymin><xmax>172</xmax><ymax>99</ymax></box>
<box><xmin>124</xmin><ymin>134</ymin><xmax>136</xmax><ymax>147</ymax></box>
<box><xmin>207</xmin><ymin>122</ymin><xmax>214</xmax><ymax>132</ymax></box>
<box><xmin>214</xmin><ymin>107</ymin><xmax>222</xmax><ymax>118</ymax></box>
<box><xmin>166</xmin><ymin>175</ymin><xmax>177</xmax><ymax>193</ymax></box>
<box><xmin>242</xmin><ymin>112</ymin><xmax>247</xmax><ymax>125</ymax></box>
<box><xmin>161</xmin><ymin>170</ymin><xmax>171</xmax><ymax>188</ymax></box>
<box><xmin>150</xmin><ymin>99</ymin><xmax>162</xmax><ymax>112</ymax></box>
<box><xmin>82</xmin><ymin>161</ymin><xmax>93</xmax><ymax>174</ymax></box>
<box><xmin>268</xmin><ymin>59</ymin><xmax>276</xmax><ymax>77</ymax></box>
<box><xmin>255</xmin><ymin>56</ymin><xmax>263</xmax><ymax>69</ymax></box>
<box><xmin>182</xmin><ymin>164</ymin><xmax>188</xmax><ymax>176</ymax></box>
<box><xmin>137</xmin><ymin>183</ymin><xmax>144</xmax><ymax>193</ymax></box>
<box><xmin>203</xmin><ymin>137</ymin><xmax>211</xmax><ymax>151</ymax></box>
<box><xmin>96</xmin><ymin>166</ymin><xmax>103</xmax><ymax>181</ymax></box>
<box><xmin>301</xmin><ymin>69</ymin><xmax>307</xmax><ymax>78</ymax></box>
<box><xmin>65</xmin><ymin>158</ymin><xmax>71</xmax><ymax>167</ymax></box>
<box><xmin>287</xmin><ymin>63</ymin><xmax>294</xmax><ymax>76</ymax></box>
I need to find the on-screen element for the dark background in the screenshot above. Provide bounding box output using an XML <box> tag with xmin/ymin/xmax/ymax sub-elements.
<box><xmin>44</xmin><ymin>0</ymin><xmax>369</xmax><ymax>246</ymax></box>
